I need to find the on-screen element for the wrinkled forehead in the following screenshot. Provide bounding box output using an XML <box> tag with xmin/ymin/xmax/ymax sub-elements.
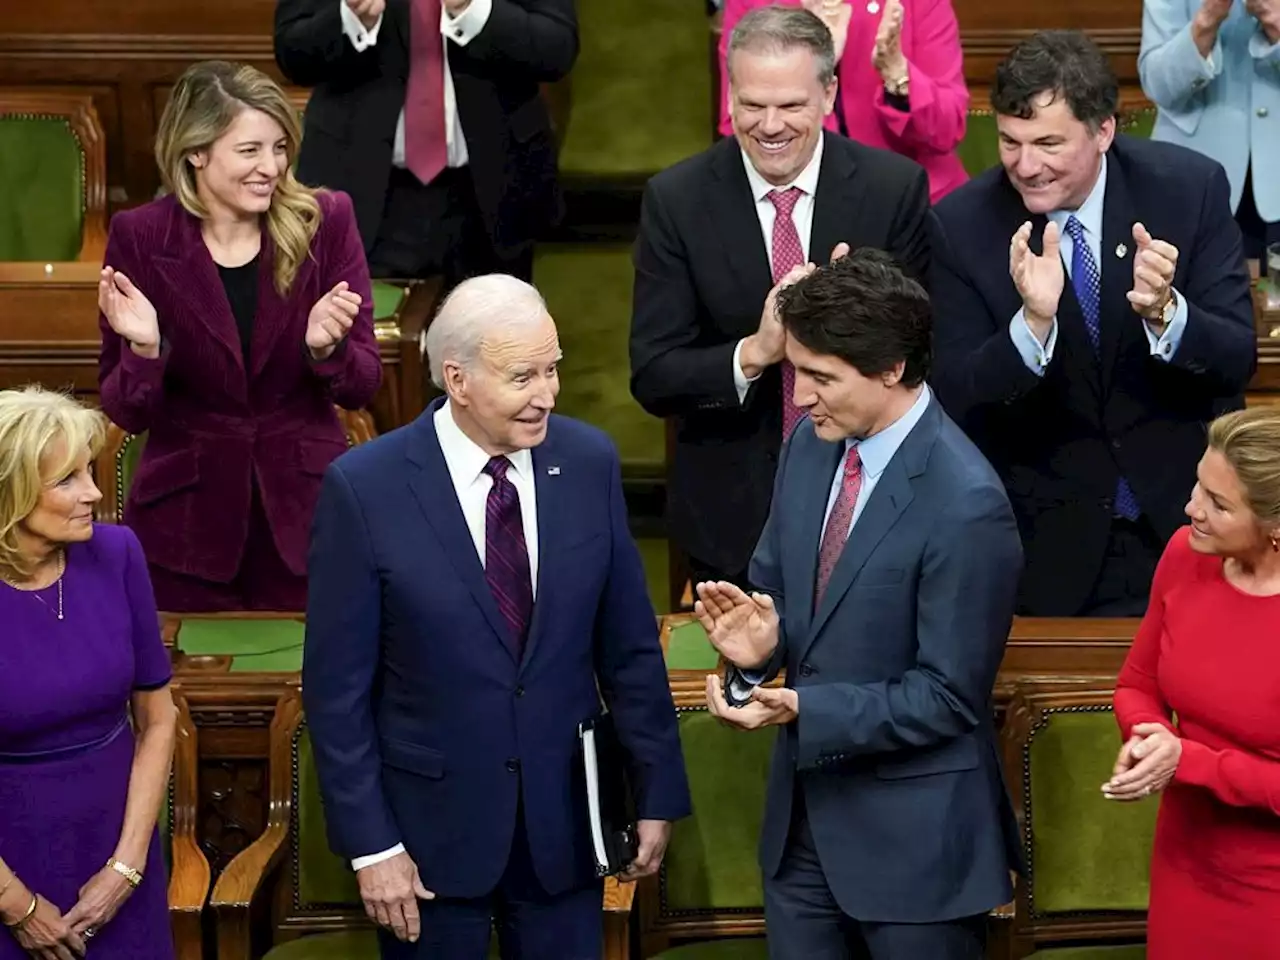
<box><xmin>477</xmin><ymin>318</ymin><xmax>561</xmax><ymax>371</ymax></box>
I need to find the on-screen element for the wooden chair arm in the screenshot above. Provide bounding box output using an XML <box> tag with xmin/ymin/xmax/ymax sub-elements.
<box><xmin>604</xmin><ymin>876</ymin><xmax>636</xmax><ymax>915</ymax></box>
<box><xmin>210</xmin><ymin>821</ymin><xmax>290</xmax><ymax>960</ymax></box>
<box><xmin>168</xmin><ymin>834</ymin><xmax>212</xmax><ymax>914</ymax></box>
<box><xmin>602</xmin><ymin>877</ymin><xmax>635</xmax><ymax>960</ymax></box>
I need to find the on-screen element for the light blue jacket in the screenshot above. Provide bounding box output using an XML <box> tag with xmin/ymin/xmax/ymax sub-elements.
<box><xmin>1140</xmin><ymin>0</ymin><xmax>1280</xmax><ymax>219</ymax></box>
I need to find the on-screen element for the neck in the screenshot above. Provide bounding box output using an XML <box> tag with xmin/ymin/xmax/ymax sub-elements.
<box><xmin>448</xmin><ymin>403</ymin><xmax>515</xmax><ymax>458</ymax></box>
<box><xmin>862</xmin><ymin>384</ymin><xmax>922</xmax><ymax>439</ymax></box>
<box><xmin>1230</xmin><ymin>544</ymin><xmax>1280</xmax><ymax>582</ymax></box>
<box><xmin>199</xmin><ymin>199</ymin><xmax>262</xmax><ymax>250</ymax></box>
<box><xmin>10</xmin><ymin>533</ymin><xmax>61</xmax><ymax>583</ymax></box>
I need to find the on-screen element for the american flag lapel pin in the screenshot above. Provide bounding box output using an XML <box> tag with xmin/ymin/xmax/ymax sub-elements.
<box><xmin>548</xmin><ymin>466</ymin><xmax>561</xmax><ymax>476</ymax></box>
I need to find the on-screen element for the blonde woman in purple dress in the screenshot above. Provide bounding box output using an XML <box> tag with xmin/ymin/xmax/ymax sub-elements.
<box><xmin>0</xmin><ymin>387</ymin><xmax>176</xmax><ymax>959</ymax></box>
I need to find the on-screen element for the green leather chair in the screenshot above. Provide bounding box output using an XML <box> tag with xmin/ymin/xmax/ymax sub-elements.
<box><xmin>1003</xmin><ymin>681</ymin><xmax>1155</xmax><ymax>960</ymax></box>
<box><xmin>0</xmin><ymin>89</ymin><xmax>107</xmax><ymax>262</ymax></box>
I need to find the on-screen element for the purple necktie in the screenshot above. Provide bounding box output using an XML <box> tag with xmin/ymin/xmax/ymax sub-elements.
<box><xmin>483</xmin><ymin>456</ymin><xmax>533</xmax><ymax>654</ymax></box>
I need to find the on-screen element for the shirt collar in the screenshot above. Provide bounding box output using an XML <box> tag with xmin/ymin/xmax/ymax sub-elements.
<box><xmin>434</xmin><ymin>400</ymin><xmax>534</xmax><ymax>487</ymax></box>
<box><xmin>1046</xmin><ymin>154</ymin><xmax>1107</xmax><ymax>240</ymax></box>
<box><xmin>741</xmin><ymin>132</ymin><xmax>825</xmax><ymax>204</ymax></box>
<box><xmin>844</xmin><ymin>385</ymin><xmax>932</xmax><ymax>479</ymax></box>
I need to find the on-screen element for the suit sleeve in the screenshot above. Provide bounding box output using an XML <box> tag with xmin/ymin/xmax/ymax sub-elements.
<box><xmin>594</xmin><ymin>442</ymin><xmax>692</xmax><ymax>822</ymax></box>
<box><xmin>1113</xmin><ymin>534</ymin><xmax>1182</xmax><ymax>737</ymax></box>
<box><xmin>885</xmin><ymin>164</ymin><xmax>932</xmax><ymax>282</ymax></box>
<box><xmin>457</xmin><ymin>0</ymin><xmax>578</xmax><ymax>81</ymax></box>
<box><xmin>743</xmin><ymin>428</ymin><xmax>797</xmax><ymax>684</ymax></box>
<box><xmin>307</xmin><ymin>191</ymin><xmax>384</xmax><ymax>409</ymax></box>
<box><xmin>794</xmin><ymin>482</ymin><xmax>1021</xmax><ymax>769</ymax></box>
<box><xmin>1157</xmin><ymin>164</ymin><xmax>1257</xmax><ymax>396</ymax></box>
<box><xmin>98</xmin><ymin>214</ymin><xmax>170</xmax><ymax>436</ymax></box>
<box><xmin>929</xmin><ymin>211</ymin><xmax>1044</xmax><ymax>422</ymax></box>
<box><xmin>302</xmin><ymin>462</ymin><xmax>400</xmax><ymax>859</ymax></box>
<box><xmin>274</xmin><ymin>0</ymin><xmax>383</xmax><ymax>88</ymax></box>
<box><xmin>872</xmin><ymin>0</ymin><xmax>968</xmax><ymax>157</ymax></box>
<box><xmin>1138</xmin><ymin>0</ymin><xmax>1220</xmax><ymax>114</ymax></box>
<box><xmin>629</xmin><ymin>179</ymin><xmax>742</xmax><ymax>418</ymax></box>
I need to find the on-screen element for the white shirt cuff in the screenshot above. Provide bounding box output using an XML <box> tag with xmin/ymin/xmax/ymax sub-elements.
<box><xmin>1009</xmin><ymin>309</ymin><xmax>1058</xmax><ymax>376</ymax></box>
<box><xmin>340</xmin><ymin>0</ymin><xmax>382</xmax><ymax>48</ymax></box>
<box><xmin>442</xmin><ymin>0</ymin><xmax>492</xmax><ymax>45</ymax></box>
<box><xmin>352</xmin><ymin>843</ymin><xmax>405</xmax><ymax>871</ymax></box>
<box><xmin>732</xmin><ymin>339</ymin><xmax>761</xmax><ymax>405</ymax></box>
<box><xmin>1143</xmin><ymin>288</ymin><xmax>1189</xmax><ymax>361</ymax></box>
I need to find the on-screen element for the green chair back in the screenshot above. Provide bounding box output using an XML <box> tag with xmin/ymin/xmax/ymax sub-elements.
<box><xmin>1027</xmin><ymin>947</ymin><xmax>1147</xmax><ymax>960</ymax></box>
<box><xmin>117</xmin><ymin>431</ymin><xmax>147</xmax><ymax>506</ymax></box>
<box><xmin>957</xmin><ymin>110</ymin><xmax>1002</xmax><ymax>177</ymax></box>
<box><xmin>295</xmin><ymin>724</ymin><xmax>363</xmax><ymax>908</ymax></box>
<box><xmin>0</xmin><ymin>114</ymin><xmax>86</xmax><ymax>261</ymax></box>
<box><xmin>1024</xmin><ymin>706</ymin><xmax>1158</xmax><ymax>916</ymax></box>
<box><xmin>1119</xmin><ymin>106</ymin><xmax>1157</xmax><ymax>139</ymax></box>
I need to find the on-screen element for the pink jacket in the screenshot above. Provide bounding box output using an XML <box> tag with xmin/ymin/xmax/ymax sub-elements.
<box><xmin>718</xmin><ymin>0</ymin><xmax>969</xmax><ymax>202</ymax></box>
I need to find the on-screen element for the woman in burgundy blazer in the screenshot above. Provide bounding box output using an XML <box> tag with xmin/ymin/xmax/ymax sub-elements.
<box><xmin>719</xmin><ymin>0</ymin><xmax>970</xmax><ymax>203</ymax></box>
<box><xmin>97</xmin><ymin>61</ymin><xmax>381</xmax><ymax>612</ymax></box>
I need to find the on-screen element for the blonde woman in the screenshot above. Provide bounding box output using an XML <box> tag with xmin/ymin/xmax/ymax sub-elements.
<box><xmin>97</xmin><ymin>60</ymin><xmax>382</xmax><ymax>612</ymax></box>
<box><xmin>0</xmin><ymin>388</ymin><xmax>176</xmax><ymax>959</ymax></box>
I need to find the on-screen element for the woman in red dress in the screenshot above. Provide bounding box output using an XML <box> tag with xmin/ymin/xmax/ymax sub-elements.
<box><xmin>1109</xmin><ymin>406</ymin><xmax>1280</xmax><ymax>959</ymax></box>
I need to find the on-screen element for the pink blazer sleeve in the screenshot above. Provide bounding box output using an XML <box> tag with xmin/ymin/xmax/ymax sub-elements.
<box><xmin>872</xmin><ymin>0</ymin><xmax>968</xmax><ymax>155</ymax></box>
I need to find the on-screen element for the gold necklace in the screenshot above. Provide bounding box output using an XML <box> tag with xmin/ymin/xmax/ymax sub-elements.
<box><xmin>0</xmin><ymin>548</ymin><xmax>65</xmax><ymax>620</ymax></box>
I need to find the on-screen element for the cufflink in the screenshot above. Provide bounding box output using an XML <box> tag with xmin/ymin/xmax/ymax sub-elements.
<box><xmin>723</xmin><ymin>665</ymin><xmax>755</xmax><ymax>708</ymax></box>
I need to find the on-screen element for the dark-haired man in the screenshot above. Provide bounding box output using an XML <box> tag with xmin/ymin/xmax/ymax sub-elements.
<box><xmin>698</xmin><ymin>249</ymin><xmax>1022</xmax><ymax>960</ymax></box>
<box><xmin>931</xmin><ymin>29</ymin><xmax>1257</xmax><ymax>616</ymax></box>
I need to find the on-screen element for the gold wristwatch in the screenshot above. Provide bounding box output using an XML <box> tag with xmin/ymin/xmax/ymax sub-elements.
<box><xmin>107</xmin><ymin>858</ymin><xmax>143</xmax><ymax>888</ymax></box>
<box><xmin>885</xmin><ymin>74</ymin><xmax>909</xmax><ymax>97</ymax></box>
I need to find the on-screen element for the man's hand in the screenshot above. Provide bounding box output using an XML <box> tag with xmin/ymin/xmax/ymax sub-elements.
<box><xmin>345</xmin><ymin>0</ymin><xmax>385</xmax><ymax>31</ymax></box>
<box><xmin>1010</xmin><ymin>220</ymin><xmax>1063</xmax><ymax>345</ymax></box>
<box><xmin>706</xmin><ymin>675</ymin><xmax>798</xmax><ymax>730</ymax></box>
<box><xmin>355</xmin><ymin>852</ymin><xmax>434</xmax><ymax>943</ymax></box>
<box><xmin>694</xmin><ymin>581</ymin><xmax>780</xmax><ymax>669</ymax></box>
<box><xmin>1102</xmin><ymin>723</ymin><xmax>1182</xmax><ymax>801</ymax></box>
<box><xmin>619</xmin><ymin>820</ymin><xmax>672</xmax><ymax>881</ymax></box>
<box><xmin>1248</xmin><ymin>0</ymin><xmax>1280</xmax><ymax>42</ymax></box>
<box><xmin>739</xmin><ymin>263</ymin><xmax>814</xmax><ymax>379</ymax></box>
<box><xmin>1127</xmin><ymin>222</ymin><xmax>1179</xmax><ymax>328</ymax></box>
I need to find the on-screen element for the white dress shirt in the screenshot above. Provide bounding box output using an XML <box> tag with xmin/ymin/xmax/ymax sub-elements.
<box><xmin>340</xmin><ymin>0</ymin><xmax>495</xmax><ymax>172</ymax></box>
<box><xmin>350</xmin><ymin>399</ymin><xmax>539</xmax><ymax>871</ymax></box>
<box><xmin>731</xmin><ymin>133</ymin><xmax>826</xmax><ymax>404</ymax></box>
<box><xmin>1009</xmin><ymin>156</ymin><xmax>1188</xmax><ymax>374</ymax></box>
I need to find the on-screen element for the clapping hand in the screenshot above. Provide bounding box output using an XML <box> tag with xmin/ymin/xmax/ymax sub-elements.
<box><xmin>344</xmin><ymin>0</ymin><xmax>384</xmax><ymax>30</ymax></box>
<box><xmin>1103</xmin><ymin>723</ymin><xmax>1182</xmax><ymax>801</ymax></box>
<box><xmin>872</xmin><ymin>0</ymin><xmax>907</xmax><ymax>81</ymax></box>
<box><xmin>706</xmin><ymin>674</ymin><xmax>799</xmax><ymax>730</ymax></box>
<box><xmin>306</xmin><ymin>281</ymin><xmax>362</xmax><ymax>361</ymax></box>
<box><xmin>802</xmin><ymin>0</ymin><xmax>852</xmax><ymax>61</ymax></box>
<box><xmin>1126</xmin><ymin>223</ymin><xmax>1179</xmax><ymax>327</ymax></box>
<box><xmin>694</xmin><ymin>581</ymin><xmax>779</xmax><ymax>669</ymax></box>
<box><xmin>1010</xmin><ymin>220</ymin><xmax>1064</xmax><ymax>345</ymax></box>
<box><xmin>99</xmin><ymin>267</ymin><xmax>160</xmax><ymax>358</ymax></box>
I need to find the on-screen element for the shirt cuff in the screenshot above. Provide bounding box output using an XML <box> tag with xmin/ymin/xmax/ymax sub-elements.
<box><xmin>352</xmin><ymin>843</ymin><xmax>405</xmax><ymax>871</ymax></box>
<box><xmin>339</xmin><ymin>0</ymin><xmax>382</xmax><ymax>48</ymax></box>
<box><xmin>732</xmin><ymin>338</ymin><xmax>761</xmax><ymax>405</ymax></box>
<box><xmin>1009</xmin><ymin>308</ymin><xmax>1057</xmax><ymax>375</ymax></box>
<box><xmin>1144</xmin><ymin>288</ymin><xmax>1188</xmax><ymax>361</ymax></box>
<box><xmin>442</xmin><ymin>0</ymin><xmax>492</xmax><ymax>45</ymax></box>
<box><xmin>1250</xmin><ymin>26</ymin><xmax>1280</xmax><ymax>61</ymax></box>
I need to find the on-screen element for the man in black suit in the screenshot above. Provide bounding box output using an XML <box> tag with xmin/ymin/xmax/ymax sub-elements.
<box><xmin>930</xmin><ymin>30</ymin><xmax>1257</xmax><ymax>617</ymax></box>
<box><xmin>274</xmin><ymin>0</ymin><xmax>576</xmax><ymax>283</ymax></box>
<box><xmin>629</xmin><ymin>5</ymin><xmax>930</xmax><ymax>589</ymax></box>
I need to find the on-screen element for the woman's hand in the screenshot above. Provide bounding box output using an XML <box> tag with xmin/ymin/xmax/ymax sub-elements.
<box><xmin>99</xmin><ymin>267</ymin><xmax>161</xmax><ymax>359</ymax></box>
<box><xmin>62</xmin><ymin>863</ymin><xmax>136</xmax><ymax>940</ymax></box>
<box><xmin>1103</xmin><ymin>723</ymin><xmax>1183</xmax><ymax>801</ymax></box>
<box><xmin>8</xmin><ymin>894</ymin><xmax>87</xmax><ymax>960</ymax></box>
<box><xmin>306</xmin><ymin>281</ymin><xmax>363</xmax><ymax>361</ymax></box>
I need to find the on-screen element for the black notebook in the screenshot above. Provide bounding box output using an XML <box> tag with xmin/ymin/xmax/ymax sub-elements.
<box><xmin>577</xmin><ymin>712</ymin><xmax>638</xmax><ymax>877</ymax></box>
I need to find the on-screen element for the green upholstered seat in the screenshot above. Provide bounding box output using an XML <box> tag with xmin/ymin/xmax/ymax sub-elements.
<box><xmin>1024</xmin><ymin>707</ymin><xmax>1157</xmax><ymax>916</ymax></box>
<box><xmin>262</xmin><ymin>930</ymin><xmax>502</xmax><ymax>959</ymax></box>
<box><xmin>665</xmin><ymin>620</ymin><xmax>719</xmax><ymax>670</ymax></box>
<box><xmin>176</xmin><ymin>618</ymin><xmax>305</xmax><ymax>672</ymax></box>
<box><xmin>652</xmin><ymin>937</ymin><xmax>769</xmax><ymax>959</ymax></box>
<box><xmin>1027</xmin><ymin>947</ymin><xmax>1146</xmax><ymax>960</ymax></box>
<box><xmin>957</xmin><ymin>110</ymin><xmax>1001</xmax><ymax>177</ymax></box>
<box><xmin>0</xmin><ymin>114</ymin><xmax>86</xmax><ymax>261</ymax></box>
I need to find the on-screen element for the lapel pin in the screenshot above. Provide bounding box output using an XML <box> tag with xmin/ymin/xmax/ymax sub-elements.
<box><xmin>547</xmin><ymin>466</ymin><xmax>561</xmax><ymax>476</ymax></box>
<box><xmin>1115</xmin><ymin>243</ymin><xmax>1128</xmax><ymax>258</ymax></box>
<box><xmin>867</xmin><ymin>0</ymin><xmax>880</xmax><ymax>11</ymax></box>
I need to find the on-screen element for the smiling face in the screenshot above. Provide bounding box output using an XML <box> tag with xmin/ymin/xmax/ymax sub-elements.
<box><xmin>1185</xmin><ymin>448</ymin><xmax>1274</xmax><ymax>559</ymax></box>
<box><xmin>18</xmin><ymin>437</ymin><xmax>101</xmax><ymax>553</ymax></box>
<box><xmin>997</xmin><ymin>92</ymin><xmax>1113</xmax><ymax>214</ymax></box>
<box><xmin>729</xmin><ymin>44</ymin><xmax>836</xmax><ymax>187</ymax></box>
<box><xmin>190</xmin><ymin>107</ymin><xmax>288</xmax><ymax>220</ymax></box>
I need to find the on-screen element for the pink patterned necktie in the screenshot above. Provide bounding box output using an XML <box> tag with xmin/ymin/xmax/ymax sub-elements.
<box><xmin>815</xmin><ymin>447</ymin><xmax>862</xmax><ymax>608</ymax></box>
<box><xmin>405</xmin><ymin>0</ymin><xmax>448</xmax><ymax>185</ymax></box>
<box><xmin>767</xmin><ymin>188</ymin><xmax>806</xmax><ymax>440</ymax></box>
<box><xmin>483</xmin><ymin>456</ymin><xmax>533</xmax><ymax>656</ymax></box>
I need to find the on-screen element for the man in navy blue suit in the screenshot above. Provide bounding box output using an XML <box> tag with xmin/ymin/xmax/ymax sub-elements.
<box><xmin>700</xmin><ymin>251</ymin><xmax>1023</xmax><ymax>959</ymax></box>
<box><xmin>303</xmin><ymin>274</ymin><xmax>691</xmax><ymax>959</ymax></box>
<box><xmin>930</xmin><ymin>30</ymin><xmax>1257</xmax><ymax>617</ymax></box>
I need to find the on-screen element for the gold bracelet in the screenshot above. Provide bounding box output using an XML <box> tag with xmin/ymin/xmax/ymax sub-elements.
<box><xmin>3</xmin><ymin>894</ymin><xmax>37</xmax><ymax>929</ymax></box>
<box><xmin>107</xmin><ymin>858</ymin><xmax>143</xmax><ymax>889</ymax></box>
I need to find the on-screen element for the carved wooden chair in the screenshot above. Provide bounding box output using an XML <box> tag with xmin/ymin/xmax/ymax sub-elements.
<box><xmin>0</xmin><ymin>88</ymin><xmax>107</xmax><ymax>261</ymax></box>
<box><xmin>168</xmin><ymin>689</ymin><xmax>213</xmax><ymax>960</ymax></box>
<box><xmin>210</xmin><ymin>689</ymin><xmax>634</xmax><ymax>960</ymax></box>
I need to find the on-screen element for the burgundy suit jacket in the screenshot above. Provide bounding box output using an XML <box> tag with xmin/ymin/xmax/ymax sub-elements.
<box><xmin>98</xmin><ymin>189</ymin><xmax>382</xmax><ymax>584</ymax></box>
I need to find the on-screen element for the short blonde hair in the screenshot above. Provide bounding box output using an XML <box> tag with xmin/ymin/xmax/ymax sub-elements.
<box><xmin>0</xmin><ymin>388</ymin><xmax>106</xmax><ymax>579</ymax></box>
<box><xmin>155</xmin><ymin>60</ymin><xmax>321</xmax><ymax>297</ymax></box>
<box><xmin>1206</xmin><ymin>406</ymin><xmax>1280</xmax><ymax>530</ymax></box>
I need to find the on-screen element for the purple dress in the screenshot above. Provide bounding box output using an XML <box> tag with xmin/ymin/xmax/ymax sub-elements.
<box><xmin>0</xmin><ymin>524</ymin><xmax>174</xmax><ymax>958</ymax></box>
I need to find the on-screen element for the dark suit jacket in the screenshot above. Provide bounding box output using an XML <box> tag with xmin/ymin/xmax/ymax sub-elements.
<box><xmin>97</xmin><ymin>190</ymin><xmax>382</xmax><ymax>584</ymax></box>
<box><xmin>274</xmin><ymin>0</ymin><xmax>576</xmax><ymax>257</ymax></box>
<box><xmin>303</xmin><ymin>401</ymin><xmax>692</xmax><ymax>897</ymax></box>
<box><xmin>629</xmin><ymin>133</ymin><xmax>931</xmax><ymax>576</ymax></box>
<box><xmin>930</xmin><ymin>135</ymin><xmax>1257</xmax><ymax>615</ymax></box>
<box><xmin>745</xmin><ymin>396</ymin><xmax>1022</xmax><ymax>921</ymax></box>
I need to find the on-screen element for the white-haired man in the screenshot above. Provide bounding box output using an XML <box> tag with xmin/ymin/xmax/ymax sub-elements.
<box><xmin>304</xmin><ymin>274</ymin><xmax>691</xmax><ymax>960</ymax></box>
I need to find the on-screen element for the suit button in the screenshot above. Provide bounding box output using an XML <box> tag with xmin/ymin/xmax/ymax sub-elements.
<box><xmin>506</xmin><ymin>758</ymin><xmax>520</xmax><ymax>773</ymax></box>
<box><xmin>514</xmin><ymin>686</ymin><xmax>525</xmax><ymax>698</ymax></box>
<box><xmin>1101</xmin><ymin>497</ymin><xmax>1114</xmax><ymax>511</ymax></box>
<box><xmin>1259</xmin><ymin>107</ymin><xmax>1270</xmax><ymax>118</ymax></box>
<box><xmin>1111</xmin><ymin>439</ymin><xmax>1121</xmax><ymax>450</ymax></box>
<box><xmin>799</xmin><ymin>663</ymin><xmax>814</xmax><ymax>677</ymax></box>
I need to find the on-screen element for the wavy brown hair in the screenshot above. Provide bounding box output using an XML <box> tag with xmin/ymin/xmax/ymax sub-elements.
<box><xmin>155</xmin><ymin>60</ymin><xmax>321</xmax><ymax>296</ymax></box>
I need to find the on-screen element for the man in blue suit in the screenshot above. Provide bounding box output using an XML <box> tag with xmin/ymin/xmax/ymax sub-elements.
<box><xmin>303</xmin><ymin>274</ymin><xmax>691</xmax><ymax>959</ymax></box>
<box><xmin>699</xmin><ymin>250</ymin><xmax>1023</xmax><ymax>959</ymax></box>
<box><xmin>931</xmin><ymin>30</ymin><xmax>1257</xmax><ymax>617</ymax></box>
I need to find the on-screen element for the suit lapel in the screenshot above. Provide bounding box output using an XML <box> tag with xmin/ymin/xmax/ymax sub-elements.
<box><xmin>523</xmin><ymin>435</ymin><xmax>566</xmax><ymax>670</ymax></box>
<box><xmin>808</xmin><ymin>139</ymin><xmax>868</xmax><ymax>266</ymax></box>
<box><xmin>708</xmin><ymin>140</ymin><xmax>773</xmax><ymax>297</ymax></box>
<box><xmin>250</xmin><ymin>238</ymin><xmax>316</xmax><ymax>379</ymax></box>
<box><xmin>1098</xmin><ymin>151</ymin><xmax>1137</xmax><ymax>390</ymax></box>
<box><xmin>405</xmin><ymin>407</ymin><xmax>517</xmax><ymax>662</ymax></box>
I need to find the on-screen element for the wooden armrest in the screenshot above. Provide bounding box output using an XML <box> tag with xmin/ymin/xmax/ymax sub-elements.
<box><xmin>602</xmin><ymin>877</ymin><xmax>635</xmax><ymax>960</ymax></box>
<box><xmin>210</xmin><ymin>820</ymin><xmax>290</xmax><ymax>910</ymax></box>
<box><xmin>168</xmin><ymin>834</ymin><xmax>212</xmax><ymax>914</ymax></box>
<box><xmin>603</xmin><ymin>876</ymin><xmax>635</xmax><ymax>915</ymax></box>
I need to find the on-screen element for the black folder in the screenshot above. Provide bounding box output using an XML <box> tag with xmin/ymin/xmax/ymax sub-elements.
<box><xmin>577</xmin><ymin>712</ymin><xmax>638</xmax><ymax>877</ymax></box>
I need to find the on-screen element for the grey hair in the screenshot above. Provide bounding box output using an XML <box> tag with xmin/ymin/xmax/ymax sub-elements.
<box><xmin>727</xmin><ymin>5</ymin><xmax>837</xmax><ymax>88</ymax></box>
<box><xmin>424</xmin><ymin>274</ymin><xmax>550</xmax><ymax>389</ymax></box>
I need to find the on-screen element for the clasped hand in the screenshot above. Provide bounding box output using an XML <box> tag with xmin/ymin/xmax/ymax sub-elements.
<box><xmin>1103</xmin><ymin>722</ymin><xmax>1182</xmax><ymax>801</ymax></box>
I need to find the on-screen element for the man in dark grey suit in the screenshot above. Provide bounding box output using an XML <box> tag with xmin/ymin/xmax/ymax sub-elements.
<box><xmin>699</xmin><ymin>250</ymin><xmax>1023</xmax><ymax>959</ymax></box>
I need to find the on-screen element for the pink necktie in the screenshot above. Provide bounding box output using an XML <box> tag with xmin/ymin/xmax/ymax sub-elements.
<box><xmin>815</xmin><ymin>447</ymin><xmax>862</xmax><ymax>607</ymax></box>
<box><xmin>405</xmin><ymin>0</ymin><xmax>448</xmax><ymax>185</ymax></box>
<box><xmin>767</xmin><ymin>188</ymin><xmax>806</xmax><ymax>440</ymax></box>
